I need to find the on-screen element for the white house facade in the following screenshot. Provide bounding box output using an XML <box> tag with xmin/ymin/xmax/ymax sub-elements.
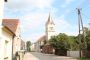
<box><xmin>2</xmin><ymin>26</ymin><xmax>14</xmax><ymax>60</ymax></box>
<box><xmin>0</xmin><ymin>0</ymin><xmax>7</xmax><ymax>60</ymax></box>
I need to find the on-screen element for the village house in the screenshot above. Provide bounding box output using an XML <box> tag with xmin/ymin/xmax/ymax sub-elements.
<box><xmin>0</xmin><ymin>2</ymin><xmax>20</xmax><ymax>60</ymax></box>
<box><xmin>21</xmin><ymin>39</ymin><xmax>25</xmax><ymax>50</ymax></box>
<box><xmin>2</xmin><ymin>19</ymin><xmax>15</xmax><ymax>60</ymax></box>
<box><xmin>34</xmin><ymin>35</ymin><xmax>46</xmax><ymax>52</ymax></box>
<box><xmin>2</xmin><ymin>19</ymin><xmax>22</xmax><ymax>59</ymax></box>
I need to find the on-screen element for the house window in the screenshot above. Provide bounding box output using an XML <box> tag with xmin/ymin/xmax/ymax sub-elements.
<box><xmin>4</xmin><ymin>40</ymin><xmax>8</xmax><ymax>58</ymax></box>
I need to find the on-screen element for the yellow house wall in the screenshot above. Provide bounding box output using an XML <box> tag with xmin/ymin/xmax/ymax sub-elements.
<box><xmin>0</xmin><ymin>0</ymin><xmax>4</xmax><ymax>60</ymax></box>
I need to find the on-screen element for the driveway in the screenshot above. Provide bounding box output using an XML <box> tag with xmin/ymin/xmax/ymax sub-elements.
<box><xmin>23</xmin><ymin>52</ymin><xmax>77</xmax><ymax>60</ymax></box>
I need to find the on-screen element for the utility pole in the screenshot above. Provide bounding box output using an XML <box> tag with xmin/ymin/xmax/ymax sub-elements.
<box><xmin>76</xmin><ymin>8</ymin><xmax>87</xmax><ymax>58</ymax></box>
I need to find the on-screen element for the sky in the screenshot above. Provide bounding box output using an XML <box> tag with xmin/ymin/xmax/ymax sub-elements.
<box><xmin>4</xmin><ymin>0</ymin><xmax>90</xmax><ymax>42</ymax></box>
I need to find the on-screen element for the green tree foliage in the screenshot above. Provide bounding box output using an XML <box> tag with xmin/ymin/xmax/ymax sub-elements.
<box><xmin>49</xmin><ymin>34</ymin><xmax>79</xmax><ymax>50</ymax></box>
<box><xmin>26</xmin><ymin>41</ymin><xmax>31</xmax><ymax>52</ymax></box>
<box><xmin>49</xmin><ymin>27</ymin><xmax>90</xmax><ymax>51</ymax></box>
<box><xmin>85</xmin><ymin>28</ymin><xmax>90</xmax><ymax>50</ymax></box>
<box><xmin>68</xmin><ymin>36</ymin><xmax>79</xmax><ymax>50</ymax></box>
<box><xmin>77</xmin><ymin>27</ymin><xmax>90</xmax><ymax>50</ymax></box>
<box><xmin>49</xmin><ymin>33</ymin><xmax>69</xmax><ymax>50</ymax></box>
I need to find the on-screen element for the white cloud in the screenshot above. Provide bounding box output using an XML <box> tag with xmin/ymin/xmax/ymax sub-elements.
<box><xmin>4</xmin><ymin>0</ymin><xmax>58</xmax><ymax>42</ymax></box>
<box><xmin>5</xmin><ymin>0</ymin><xmax>79</xmax><ymax>42</ymax></box>
<box><xmin>55</xmin><ymin>16</ymin><xmax>78</xmax><ymax>36</ymax></box>
<box><xmin>23</xmin><ymin>32</ymin><xmax>45</xmax><ymax>43</ymax></box>
<box><xmin>5</xmin><ymin>0</ymin><xmax>54</xmax><ymax>10</ymax></box>
<box><xmin>20</xmin><ymin>12</ymin><xmax>48</xmax><ymax>31</ymax></box>
<box><xmin>20</xmin><ymin>11</ymin><xmax>49</xmax><ymax>42</ymax></box>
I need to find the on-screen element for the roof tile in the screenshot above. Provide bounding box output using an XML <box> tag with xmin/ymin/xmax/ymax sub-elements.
<box><xmin>2</xmin><ymin>19</ymin><xmax>19</xmax><ymax>34</ymax></box>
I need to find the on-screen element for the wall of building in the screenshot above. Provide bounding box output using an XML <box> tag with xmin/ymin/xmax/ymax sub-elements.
<box><xmin>34</xmin><ymin>42</ymin><xmax>41</xmax><ymax>52</ymax></box>
<box><xmin>46</xmin><ymin>21</ymin><xmax>55</xmax><ymax>40</ymax></box>
<box><xmin>13</xmin><ymin>23</ymin><xmax>21</xmax><ymax>56</ymax></box>
<box><xmin>21</xmin><ymin>40</ymin><xmax>25</xmax><ymax>50</ymax></box>
<box><xmin>0</xmin><ymin>0</ymin><xmax>4</xmax><ymax>60</ymax></box>
<box><xmin>0</xmin><ymin>38</ymin><xmax>5</xmax><ymax>60</ymax></box>
<box><xmin>2</xmin><ymin>27</ymin><xmax>13</xmax><ymax>60</ymax></box>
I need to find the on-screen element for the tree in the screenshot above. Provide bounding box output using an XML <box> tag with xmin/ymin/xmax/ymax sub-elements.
<box><xmin>26</xmin><ymin>41</ymin><xmax>31</xmax><ymax>52</ymax></box>
<box><xmin>85</xmin><ymin>28</ymin><xmax>90</xmax><ymax>50</ymax></box>
<box><xmin>77</xmin><ymin>27</ymin><xmax>90</xmax><ymax>50</ymax></box>
<box><xmin>49</xmin><ymin>33</ymin><xmax>69</xmax><ymax>50</ymax></box>
<box><xmin>68</xmin><ymin>36</ymin><xmax>79</xmax><ymax>50</ymax></box>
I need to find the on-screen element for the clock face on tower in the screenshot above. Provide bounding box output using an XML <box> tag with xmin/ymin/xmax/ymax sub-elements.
<box><xmin>48</xmin><ymin>26</ymin><xmax>54</xmax><ymax>32</ymax></box>
<box><xmin>50</xmin><ymin>27</ymin><xmax>53</xmax><ymax>30</ymax></box>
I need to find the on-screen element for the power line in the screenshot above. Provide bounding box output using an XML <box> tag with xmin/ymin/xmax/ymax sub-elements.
<box><xmin>82</xmin><ymin>12</ymin><xmax>90</xmax><ymax>20</ymax></box>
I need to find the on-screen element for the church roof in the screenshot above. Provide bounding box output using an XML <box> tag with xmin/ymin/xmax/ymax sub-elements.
<box><xmin>37</xmin><ymin>35</ymin><xmax>46</xmax><ymax>42</ymax></box>
<box><xmin>2</xmin><ymin>19</ymin><xmax>19</xmax><ymax>34</ymax></box>
<box><xmin>46</xmin><ymin>13</ymin><xmax>55</xmax><ymax>25</ymax></box>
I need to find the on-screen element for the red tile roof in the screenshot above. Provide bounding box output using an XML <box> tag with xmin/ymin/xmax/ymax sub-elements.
<box><xmin>2</xmin><ymin>19</ymin><xmax>19</xmax><ymax>34</ymax></box>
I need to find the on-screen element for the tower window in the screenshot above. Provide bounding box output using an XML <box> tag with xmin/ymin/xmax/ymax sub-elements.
<box><xmin>50</xmin><ymin>27</ymin><xmax>53</xmax><ymax>30</ymax></box>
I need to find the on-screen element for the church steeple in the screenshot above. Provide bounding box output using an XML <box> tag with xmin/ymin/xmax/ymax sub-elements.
<box><xmin>46</xmin><ymin>13</ymin><xmax>55</xmax><ymax>25</ymax></box>
<box><xmin>45</xmin><ymin>13</ymin><xmax>55</xmax><ymax>40</ymax></box>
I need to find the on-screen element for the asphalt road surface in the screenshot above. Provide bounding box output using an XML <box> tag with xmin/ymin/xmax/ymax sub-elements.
<box><xmin>23</xmin><ymin>52</ymin><xmax>77</xmax><ymax>60</ymax></box>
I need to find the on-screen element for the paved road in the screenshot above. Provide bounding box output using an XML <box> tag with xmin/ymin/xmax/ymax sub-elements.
<box><xmin>23</xmin><ymin>52</ymin><xmax>77</xmax><ymax>60</ymax></box>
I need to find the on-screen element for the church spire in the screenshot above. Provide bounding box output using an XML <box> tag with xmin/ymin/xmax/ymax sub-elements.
<box><xmin>46</xmin><ymin>13</ymin><xmax>55</xmax><ymax>25</ymax></box>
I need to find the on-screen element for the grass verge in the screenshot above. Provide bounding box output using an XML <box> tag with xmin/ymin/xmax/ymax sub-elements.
<box><xmin>78</xmin><ymin>57</ymin><xmax>90</xmax><ymax>60</ymax></box>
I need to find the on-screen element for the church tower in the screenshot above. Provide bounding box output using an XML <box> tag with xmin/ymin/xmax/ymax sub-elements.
<box><xmin>45</xmin><ymin>13</ymin><xmax>55</xmax><ymax>41</ymax></box>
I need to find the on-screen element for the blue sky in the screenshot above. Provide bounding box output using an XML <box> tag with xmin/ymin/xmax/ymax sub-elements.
<box><xmin>4</xmin><ymin>0</ymin><xmax>90</xmax><ymax>42</ymax></box>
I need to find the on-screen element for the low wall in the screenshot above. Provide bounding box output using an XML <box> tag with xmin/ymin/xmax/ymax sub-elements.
<box><xmin>55</xmin><ymin>49</ymin><xmax>67</xmax><ymax>56</ymax></box>
<box><xmin>82</xmin><ymin>50</ymin><xmax>90</xmax><ymax>57</ymax></box>
<box><xmin>67</xmin><ymin>51</ymin><xmax>80</xmax><ymax>58</ymax></box>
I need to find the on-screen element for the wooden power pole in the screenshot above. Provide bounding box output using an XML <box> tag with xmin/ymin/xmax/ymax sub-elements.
<box><xmin>76</xmin><ymin>8</ymin><xmax>87</xmax><ymax>58</ymax></box>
